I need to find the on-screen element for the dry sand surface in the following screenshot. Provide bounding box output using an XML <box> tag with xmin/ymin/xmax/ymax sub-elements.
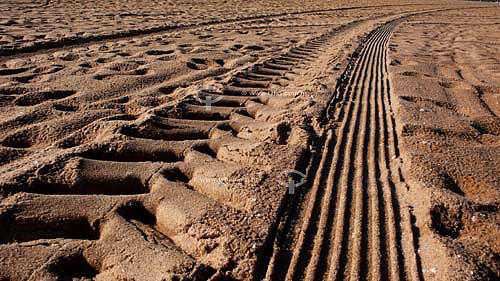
<box><xmin>0</xmin><ymin>1</ymin><xmax>498</xmax><ymax>280</ymax></box>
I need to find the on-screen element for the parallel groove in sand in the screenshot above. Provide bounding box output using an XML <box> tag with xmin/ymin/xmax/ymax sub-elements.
<box><xmin>265</xmin><ymin>20</ymin><xmax>421</xmax><ymax>281</ymax></box>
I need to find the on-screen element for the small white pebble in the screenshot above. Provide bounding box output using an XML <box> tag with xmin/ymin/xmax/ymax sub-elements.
<box><xmin>430</xmin><ymin>267</ymin><xmax>437</xmax><ymax>273</ymax></box>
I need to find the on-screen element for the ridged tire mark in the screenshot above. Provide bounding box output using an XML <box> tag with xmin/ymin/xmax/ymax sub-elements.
<box><xmin>265</xmin><ymin>19</ymin><xmax>422</xmax><ymax>281</ymax></box>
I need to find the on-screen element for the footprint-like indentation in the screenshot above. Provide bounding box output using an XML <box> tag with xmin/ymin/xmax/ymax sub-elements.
<box><xmin>1</xmin><ymin>131</ymin><xmax>33</xmax><ymax>148</ymax></box>
<box><xmin>214</xmin><ymin>59</ymin><xmax>225</xmax><ymax>66</ymax></box>
<box><xmin>103</xmin><ymin>114</ymin><xmax>137</xmax><ymax>121</ymax></box>
<box><xmin>191</xmin><ymin>142</ymin><xmax>218</xmax><ymax>158</ymax></box>
<box><xmin>94</xmin><ymin>67</ymin><xmax>148</xmax><ymax>80</ymax></box>
<box><xmin>13</xmin><ymin>74</ymin><xmax>36</xmax><ymax>83</ymax></box>
<box><xmin>191</xmin><ymin>58</ymin><xmax>207</xmax><ymax>64</ymax></box>
<box><xmin>244</xmin><ymin>45</ymin><xmax>265</xmax><ymax>51</ymax></box>
<box><xmin>0</xmin><ymin>147</ymin><xmax>26</xmax><ymax>165</ymax></box>
<box><xmin>120</xmin><ymin>124</ymin><xmax>210</xmax><ymax>141</ymax></box>
<box><xmin>187</xmin><ymin>58</ymin><xmax>208</xmax><ymax>70</ymax></box>
<box><xmin>78</xmin><ymin>62</ymin><xmax>93</xmax><ymax>68</ymax></box>
<box><xmin>399</xmin><ymin>95</ymin><xmax>454</xmax><ymax>109</ymax></box>
<box><xmin>230</xmin><ymin>44</ymin><xmax>244</xmax><ymax>51</ymax></box>
<box><xmin>54</xmin><ymin>51</ymin><xmax>79</xmax><ymax>61</ymax></box>
<box><xmin>111</xmin><ymin>96</ymin><xmax>129</xmax><ymax>104</ymax></box>
<box><xmin>400</xmin><ymin>71</ymin><xmax>418</xmax><ymax>77</ymax></box>
<box><xmin>15</xmin><ymin>90</ymin><xmax>77</xmax><ymax>106</ymax></box>
<box><xmin>32</xmin><ymin>64</ymin><xmax>64</xmax><ymax>75</ymax></box>
<box><xmin>174</xmin><ymin>103</ymin><xmax>234</xmax><ymax>120</ymax></box>
<box><xmin>157</xmin><ymin>55</ymin><xmax>176</xmax><ymax>61</ymax></box>
<box><xmin>198</xmin><ymin>34</ymin><xmax>214</xmax><ymax>39</ymax></box>
<box><xmin>96</xmin><ymin>57</ymin><xmax>114</xmax><ymax>64</ymax></box>
<box><xmin>107</xmin><ymin>60</ymin><xmax>145</xmax><ymax>72</ymax></box>
<box><xmin>401</xmin><ymin>124</ymin><xmax>475</xmax><ymax>139</ymax></box>
<box><xmin>80</xmin><ymin>143</ymin><xmax>181</xmax><ymax>162</ymax></box>
<box><xmin>93</xmin><ymin>74</ymin><xmax>112</xmax><ymax>80</ymax></box>
<box><xmin>159</xmin><ymin>86</ymin><xmax>178</xmax><ymax>95</ymax></box>
<box><xmin>0</xmin><ymin>95</ymin><xmax>16</xmax><ymax>106</ymax></box>
<box><xmin>430</xmin><ymin>204</ymin><xmax>462</xmax><ymax>239</ymax></box>
<box><xmin>471</xmin><ymin>116</ymin><xmax>500</xmax><ymax>136</ymax></box>
<box><xmin>116</xmin><ymin>201</ymin><xmax>157</xmax><ymax>225</ymax></box>
<box><xmin>0</xmin><ymin>216</ymin><xmax>99</xmax><ymax>244</ymax></box>
<box><xmin>131</xmin><ymin>68</ymin><xmax>148</xmax><ymax>75</ymax></box>
<box><xmin>0</xmin><ymin>87</ymin><xmax>25</xmax><ymax>95</ymax></box>
<box><xmin>0</xmin><ymin>67</ymin><xmax>30</xmax><ymax>76</ymax></box>
<box><xmin>145</xmin><ymin>49</ymin><xmax>175</xmax><ymax>56</ymax></box>
<box><xmin>47</xmin><ymin>253</ymin><xmax>98</xmax><ymax>280</ymax></box>
<box><xmin>52</xmin><ymin>103</ymin><xmax>79</xmax><ymax>112</ymax></box>
<box><xmin>160</xmin><ymin>167</ymin><xmax>191</xmax><ymax>183</ymax></box>
<box><xmin>134</xmin><ymin>96</ymin><xmax>162</xmax><ymax>107</ymax></box>
<box><xmin>390</xmin><ymin>59</ymin><xmax>401</xmax><ymax>66</ymax></box>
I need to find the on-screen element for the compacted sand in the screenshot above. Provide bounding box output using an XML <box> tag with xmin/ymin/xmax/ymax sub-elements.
<box><xmin>0</xmin><ymin>1</ymin><xmax>498</xmax><ymax>281</ymax></box>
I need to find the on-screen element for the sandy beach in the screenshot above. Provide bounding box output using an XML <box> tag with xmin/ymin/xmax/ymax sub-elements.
<box><xmin>0</xmin><ymin>1</ymin><xmax>498</xmax><ymax>280</ymax></box>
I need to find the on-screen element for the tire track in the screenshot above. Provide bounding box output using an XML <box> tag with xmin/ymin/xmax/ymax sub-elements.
<box><xmin>0</xmin><ymin>21</ymin><xmax>352</xmax><ymax>281</ymax></box>
<box><xmin>264</xmin><ymin>19</ymin><xmax>421</xmax><ymax>281</ymax></box>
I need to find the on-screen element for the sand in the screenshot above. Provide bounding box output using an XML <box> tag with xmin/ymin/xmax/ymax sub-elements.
<box><xmin>0</xmin><ymin>1</ymin><xmax>498</xmax><ymax>280</ymax></box>
<box><xmin>388</xmin><ymin>8</ymin><xmax>500</xmax><ymax>280</ymax></box>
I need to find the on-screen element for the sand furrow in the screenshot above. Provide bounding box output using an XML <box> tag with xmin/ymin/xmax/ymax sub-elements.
<box><xmin>268</xmin><ymin>19</ymin><xmax>421</xmax><ymax>281</ymax></box>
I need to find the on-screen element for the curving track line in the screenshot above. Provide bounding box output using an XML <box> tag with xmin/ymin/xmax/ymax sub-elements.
<box><xmin>0</xmin><ymin>3</ymin><xmax>434</xmax><ymax>58</ymax></box>
<box><xmin>264</xmin><ymin>20</ymin><xmax>421</xmax><ymax>281</ymax></box>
